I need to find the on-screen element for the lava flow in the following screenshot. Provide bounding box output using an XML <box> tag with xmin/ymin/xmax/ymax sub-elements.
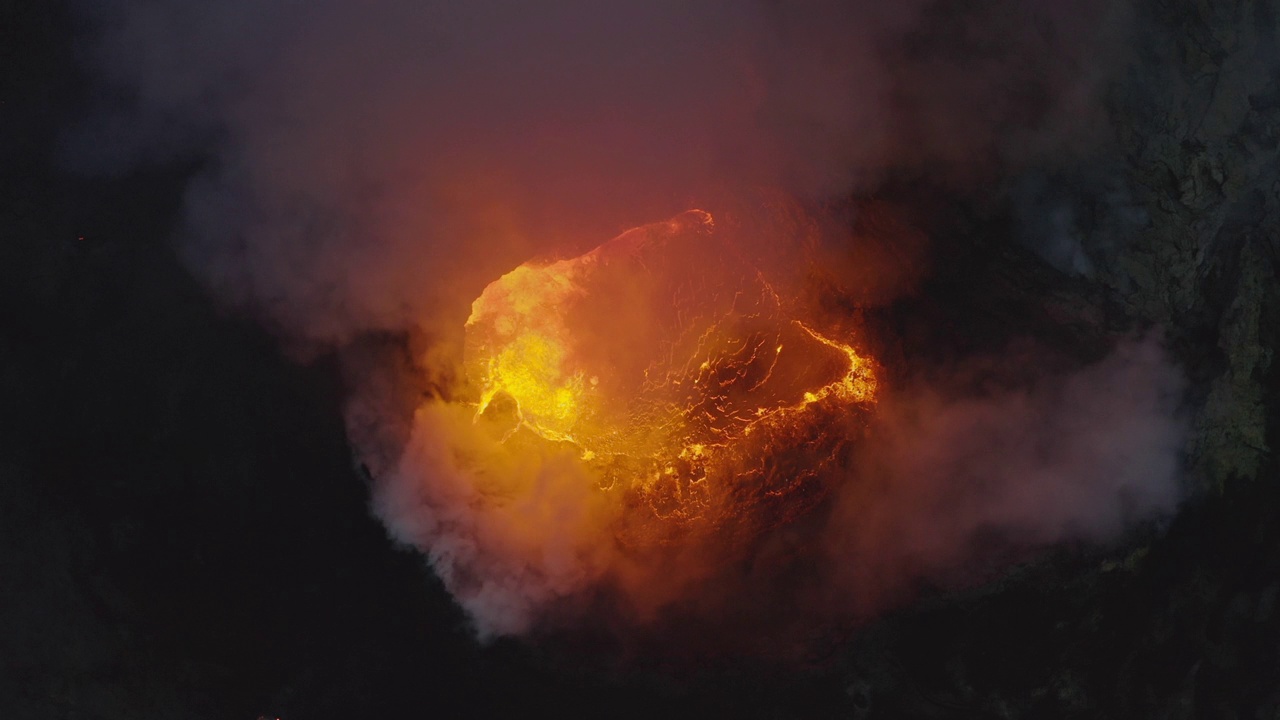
<box><xmin>463</xmin><ymin>210</ymin><xmax>877</xmax><ymax>546</ymax></box>
<box><xmin>377</xmin><ymin>209</ymin><xmax>881</xmax><ymax>637</ymax></box>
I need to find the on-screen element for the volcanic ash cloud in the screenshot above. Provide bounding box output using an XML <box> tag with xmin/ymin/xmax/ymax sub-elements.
<box><xmin>64</xmin><ymin>0</ymin><xmax>1180</xmax><ymax>647</ymax></box>
<box><xmin>367</xmin><ymin>214</ymin><xmax>1185</xmax><ymax>642</ymax></box>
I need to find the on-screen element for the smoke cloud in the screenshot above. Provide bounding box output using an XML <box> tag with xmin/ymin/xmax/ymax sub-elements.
<box><xmin>823</xmin><ymin>335</ymin><xmax>1185</xmax><ymax>615</ymax></box>
<box><xmin>69</xmin><ymin>0</ymin><xmax>1127</xmax><ymax>341</ymax></box>
<box><xmin>362</xmin><ymin>329</ymin><xmax>1184</xmax><ymax>644</ymax></box>
<box><xmin>70</xmin><ymin>0</ymin><xmax>1185</xmax><ymax>651</ymax></box>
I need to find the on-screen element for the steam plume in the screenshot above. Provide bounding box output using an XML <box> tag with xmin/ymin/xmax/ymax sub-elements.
<box><xmin>69</xmin><ymin>0</ymin><xmax>1185</xmax><ymax>648</ymax></box>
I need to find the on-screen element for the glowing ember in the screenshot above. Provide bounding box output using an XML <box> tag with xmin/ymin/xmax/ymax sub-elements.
<box><xmin>463</xmin><ymin>210</ymin><xmax>877</xmax><ymax>541</ymax></box>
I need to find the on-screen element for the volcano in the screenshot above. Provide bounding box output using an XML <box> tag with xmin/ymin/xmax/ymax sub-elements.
<box><xmin>5</xmin><ymin>1</ymin><xmax>1278</xmax><ymax>719</ymax></box>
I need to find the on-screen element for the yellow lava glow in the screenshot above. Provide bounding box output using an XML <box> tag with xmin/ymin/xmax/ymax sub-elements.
<box><xmin>470</xmin><ymin>259</ymin><xmax>590</xmax><ymax>444</ymax></box>
<box><xmin>463</xmin><ymin>210</ymin><xmax>877</xmax><ymax>535</ymax></box>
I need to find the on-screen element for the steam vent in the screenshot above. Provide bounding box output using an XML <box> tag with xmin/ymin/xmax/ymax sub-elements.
<box><xmin>5</xmin><ymin>1</ymin><xmax>1278</xmax><ymax>719</ymax></box>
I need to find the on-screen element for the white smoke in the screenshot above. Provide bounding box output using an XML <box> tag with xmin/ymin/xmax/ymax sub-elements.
<box><xmin>68</xmin><ymin>0</ymin><xmax>1128</xmax><ymax>341</ymax></box>
<box><xmin>823</xmin><ymin>334</ymin><xmax>1186</xmax><ymax>614</ymax></box>
<box><xmin>67</xmin><ymin>0</ymin><xmax>1185</xmax><ymax>645</ymax></box>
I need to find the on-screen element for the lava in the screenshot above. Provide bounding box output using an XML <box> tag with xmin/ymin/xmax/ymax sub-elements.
<box><xmin>463</xmin><ymin>210</ymin><xmax>877</xmax><ymax>543</ymax></box>
<box><xmin>377</xmin><ymin>207</ymin><xmax>1181</xmax><ymax>645</ymax></box>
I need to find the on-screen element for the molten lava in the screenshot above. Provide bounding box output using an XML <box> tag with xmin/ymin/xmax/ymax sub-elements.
<box><xmin>378</xmin><ymin>208</ymin><xmax>1182</xmax><ymax>644</ymax></box>
<box><xmin>463</xmin><ymin>210</ymin><xmax>877</xmax><ymax>544</ymax></box>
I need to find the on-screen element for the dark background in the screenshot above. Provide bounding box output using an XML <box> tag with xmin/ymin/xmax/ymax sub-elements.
<box><xmin>3</xmin><ymin>1</ymin><xmax>1278</xmax><ymax>718</ymax></box>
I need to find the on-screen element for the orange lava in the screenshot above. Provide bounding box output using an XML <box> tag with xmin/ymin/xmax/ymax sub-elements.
<box><xmin>462</xmin><ymin>210</ymin><xmax>877</xmax><ymax>546</ymax></box>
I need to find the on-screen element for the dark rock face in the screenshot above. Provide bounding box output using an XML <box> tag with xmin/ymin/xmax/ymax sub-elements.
<box><xmin>1099</xmin><ymin>0</ymin><xmax>1277</xmax><ymax>488</ymax></box>
<box><xmin>1</xmin><ymin>1</ymin><xmax>1276</xmax><ymax>719</ymax></box>
<box><xmin>837</xmin><ymin>1</ymin><xmax>1280</xmax><ymax>717</ymax></box>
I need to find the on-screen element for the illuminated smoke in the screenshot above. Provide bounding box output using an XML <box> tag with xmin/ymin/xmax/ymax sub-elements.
<box><xmin>372</xmin><ymin>210</ymin><xmax>881</xmax><ymax>638</ymax></box>
<box><xmin>68</xmin><ymin>0</ymin><xmax>1183</xmax><ymax>649</ymax></box>
<box><xmin>66</xmin><ymin>0</ymin><xmax>1129</xmax><ymax>344</ymax></box>
<box><xmin>369</xmin><ymin>216</ymin><xmax>1184</xmax><ymax>642</ymax></box>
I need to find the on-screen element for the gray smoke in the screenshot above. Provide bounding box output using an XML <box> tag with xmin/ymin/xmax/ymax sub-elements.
<box><xmin>67</xmin><ymin>0</ymin><xmax>1186</xmax><ymax>641</ymax></box>
<box><xmin>68</xmin><ymin>0</ymin><xmax>1129</xmax><ymax>341</ymax></box>
<box><xmin>823</xmin><ymin>334</ymin><xmax>1186</xmax><ymax>615</ymax></box>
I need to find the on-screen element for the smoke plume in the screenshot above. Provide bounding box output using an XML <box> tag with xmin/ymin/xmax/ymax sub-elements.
<box><xmin>69</xmin><ymin>0</ymin><xmax>1186</xmax><ymax>650</ymax></box>
<box><xmin>823</xmin><ymin>335</ymin><xmax>1184</xmax><ymax>615</ymax></box>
